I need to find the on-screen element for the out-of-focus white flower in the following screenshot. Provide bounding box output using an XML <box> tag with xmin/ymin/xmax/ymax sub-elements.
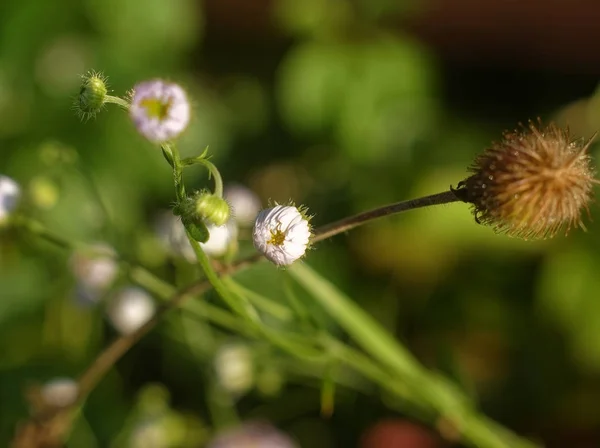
<box><xmin>155</xmin><ymin>212</ymin><xmax>238</xmax><ymax>261</ymax></box>
<box><xmin>130</xmin><ymin>80</ymin><xmax>190</xmax><ymax>143</ymax></box>
<box><xmin>214</xmin><ymin>343</ymin><xmax>254</xmax><ymax>395</ymax></box>
<box><xmin>207</xmin><ymin>422</ymin><xmax>298</xmax><ymax>448</ymax></box>
<box><xmin>107</xmin><ymin>287</ymin><xmax>155</xmax><ymax>335</ymax></box>
<box><xmin>0</xmin><ymin>175</ymin><xmax>20</xmax><ymax>222</ymax></box>
<box><xmin>253</xmin><ymin>205</ymin><xmax>311</xmax><ymax>266</ymax></box>
<box><xmin>201</xmin><ymin>220</ymin><xmax>238</xmax><ymax>257</ymax></box>
<box><xmin>41</xmin><ymin>377</ymin><xmax>78</xmax><ymax>408</ymax></box>
<box><xmin>130</xmin><ymin>420</ymin><xmax>168</xmax><ymax>448</ymax></box>
<box><xmin>70</xmin><ymin>244</ymin><xmax>118</xmax><ymax>290</ymax></box>
<box><xmin>155</xmin><ymin>212</ymin><xmax>195</xmax><ymax>262</ymax></box>
<box><xmin>70</xmin><ymin>244</ymin><xmax>118</xmax><ymax>306</ymax></box>
<box><xmin>224</xmin><ymin>184</ymin><xmax>261</xmax><ymax>226</ymax></box>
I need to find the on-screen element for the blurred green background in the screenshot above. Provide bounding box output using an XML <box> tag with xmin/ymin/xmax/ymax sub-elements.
<box><xmin>2</xmin><ymin>0</ymin><xmax>600</xmax><ymax>446</ymax></box>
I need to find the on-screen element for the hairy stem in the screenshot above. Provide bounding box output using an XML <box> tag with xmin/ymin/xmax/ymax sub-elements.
<box><xmin>312</xmin><ymin>190</ymin><xmax>460</xmax><ymax>243</ymax></box>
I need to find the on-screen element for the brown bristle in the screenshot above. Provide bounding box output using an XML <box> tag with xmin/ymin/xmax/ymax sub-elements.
<box><xmin>457</xmin><ymin>121</ymin><xmax>598</xmax><ymax>240</ymax></box>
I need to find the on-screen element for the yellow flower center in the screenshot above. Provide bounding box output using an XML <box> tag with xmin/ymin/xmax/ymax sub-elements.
<box><xmin>267</xmin><ymin>227</ymin><xmax>286</xmax><ymax>246</ymax></box>
<box><xmin>140</xmin><ymin>97</ymin><xmax>173</xmax><ymax>120</ymax></box>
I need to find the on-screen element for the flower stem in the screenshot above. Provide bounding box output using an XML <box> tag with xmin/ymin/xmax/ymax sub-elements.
<box><xmin>168</xmin><ymin>143</ymin><xmax>186</xmax><ymax>201</ymax></box>
<box><xmin>104</xmin><ymin>95</ymin><xmax>130</xmax><ymax>111</ymax></box>
<box><xmin>181</xmin><ymin>156</ymin><xmax>224</xmax><ymax>198</ymax></box>
<box><xmin>312</xmin><ymin>190</ymin><xmax>461</xmax><ymax>243</ymax></box>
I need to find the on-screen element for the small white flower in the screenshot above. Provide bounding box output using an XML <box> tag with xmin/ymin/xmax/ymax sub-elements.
<box><xmin>207</xmin><ymin>422</ymin><xmax>298</xmax><ymax>448</ymax></box>
<box><xmin>253</xmin><ymin>205</ymin><xmax>311</xmax><ymax>266</ymax></box>
<box><xmin>70</xmin><ymin>244</ymin><xmax>119</xmax><ymax>306</ymax></box>
<box><xmin>214</xmin><ymin>343</ymin><xmax>254</xmax><ymax>395</ymax></box>
<box><xmin>201</xmin><ymin>220</ymin><xmax>238</xmax><ymax>257</ymax></box>
<box><xmin>107</xmin><ymin>287</ymin><xmax>155</xmax><ymax>335</ymax></box>
<box><xmin>224</xmin><ymin>184</ymin><xmax>261</xmax><ymax>226</ymax></box>
<box><xmin>70</xmin><ymin>244</ymin><xmax>118</xmax><ymax>290</ymax></box>
<box><xmin>130</xmin><ymin>80</ymin><xmax>190</xmax><ymax>143</ymax></box>
<box><xmin>0</xmin><ymin>175</ymin><xmax>20</xmax><ymax>222</ymax></box>
<box><xmin>156</xmin><ymin>212</ymin><xmax>238</xmax><ymax>261</ymax></box>
<box><xmin>41</xmin><ymin>377</ymin><xmax>78</xmax><ymax>408</ymax></box>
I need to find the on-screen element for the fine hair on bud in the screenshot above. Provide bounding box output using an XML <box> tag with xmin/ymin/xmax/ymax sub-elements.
<box><xmin>75</xmin><ymin>70</ymin><xmax>108</xmax><ymax>121</ymax></box>
<box><xmin>456</xmin><ymin>121</ymin><xmax>598</xmax><ymax>240</ymax></box>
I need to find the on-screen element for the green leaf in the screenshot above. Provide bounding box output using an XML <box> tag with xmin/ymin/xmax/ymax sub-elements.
<box><xmin>183</xmin><ymin>218</ymin><xmax>209</xmax><ymax>243</ymax></box>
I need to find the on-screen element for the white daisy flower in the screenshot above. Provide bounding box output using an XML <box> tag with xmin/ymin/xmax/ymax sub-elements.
<box><xmin>129</xmin><ymin>80</ymin><xmax>190</xmax><ymax>143</ymax></box>
<box><xmin>107</xmin><ymin>287</ymin><xmax>155</xmax><ymax>335</ymax></box>
<box><xmin>41</xmin><ymin>377</ymin><xmax>79</xmax><ymax>408</ymax></box>
<box><xmin>224</xmin><ymin>184</ymin><xmax>262</xmax><ymax>226</ymax></box>
<box><xmin>253</xmin><ymin>205</ymin><xmax>311</xmax><ymax>266</ymax></box>
<box><xmin>0</xmin><ymin>175</ymin><xmax>20</xmax><ymax>222</ymax></box>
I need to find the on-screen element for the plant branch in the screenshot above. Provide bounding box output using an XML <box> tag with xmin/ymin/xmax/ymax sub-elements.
<box><xmin>312</xmin><ymin>190</ymin><xmax>461</xmax><ymax>243</ymax></box>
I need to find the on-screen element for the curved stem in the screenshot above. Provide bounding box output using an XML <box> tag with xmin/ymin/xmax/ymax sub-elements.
<box><xmin>181</xmin><ymin>157</ymin><xmax>224</xmax><ymax>198</ymax></box>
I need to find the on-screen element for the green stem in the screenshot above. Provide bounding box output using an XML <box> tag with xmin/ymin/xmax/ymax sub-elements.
<box><xmin>12</xmin><ymin>216</ymin><xmax>81</xmax><ymax>251</ymax></box>
<box><xmin>181</xmin><ymin>157</ymin><xmax>224</xmax><ymax>198</ymax></box>
<box><xmin>169</xmin><ymin>143</ymin><xmax>186</xmax><ymax>201</ymax></box>
<box><xmin>104</xmin><ymin>95</ymin><xmax>130</xmax><ymax>111</ymax></box>
<box><xmin>186</xmin><ymin>231</ymin><xmax>260</xmax><ymax>326</ymax></box>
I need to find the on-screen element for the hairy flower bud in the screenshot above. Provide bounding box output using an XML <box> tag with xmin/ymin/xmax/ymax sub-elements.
<box><xmin>75</xmin><ymin>71</ymin><xmax>108</xmax><ymax>121</ymax></box>
<box><xmin>195</xmin><ymin>191</ymin><xmax>231</xmax><ymax>226</ymax></box>
<box><xmin>456</xmin><ymin>121</ymin><xmax>598</xmax><ymax>240</ymax></box>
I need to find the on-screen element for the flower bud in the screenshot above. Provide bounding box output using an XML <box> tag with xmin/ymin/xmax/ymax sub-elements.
<box><xmin>75</xmin><ymin>71</ymin><xmax>108</xmax><ymax>120</ymax></box>
<box><xmin>456</xmin><ymin>121</ymin><xmax>598</xmax><ymax>240</ymax></box>
<box><xmin>195</xmin><ymin>191</ymin><xmax>231</xmax><ymax>226</ymax></box>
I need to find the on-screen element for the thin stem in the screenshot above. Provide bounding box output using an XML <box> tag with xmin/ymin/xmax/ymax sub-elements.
<box><xmin>21</xmin><ymin>189</ymin><xmax>470</xmax><ymax>443</ymax></box>
<box><xmin>13</xmin><ymin>216</ymin><xmax>81</xmax><ymax>251</ymax></box>
<box><xmin>181</xmin><ymin>157</ymin><xmax>224</xmax><ymax>198</ymax></box>
<box><xmin>104</xmin><ymin>95</ymin><xmax>130</xmax><ymax>111</ymax></box>
<box><xmin>169</xmin><ymin>143</ymin><xmax>186</xmax><ymax>201</ymax></box>
<box><xmin>186</xmin><ymin>230</ymin><xmax>260</xmax><ymax>326</ymax></box>
<box><xmin>312</xmin><ymin>190</ymin><xmax>460</xmax><ymax>243</ymax></box>
<box><xmin>72</xmin><ymin>189</ymin><xmax>463</xmax><ymax>399</ymax></box>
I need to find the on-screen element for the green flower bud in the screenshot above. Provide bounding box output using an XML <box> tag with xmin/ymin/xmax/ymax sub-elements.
<box><xmin>195</xmin><ymin>192</ymin><xmax>230</xmax><ymax>227</ymax></box>
<box><xmin>75</xmin><ymin>71</ymin><xmax>108</xmax><ymax>121</ymax></box>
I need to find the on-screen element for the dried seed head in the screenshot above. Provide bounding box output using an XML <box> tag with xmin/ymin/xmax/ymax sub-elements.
<box><xmin>456</xmin><ymin>121</ymin><xmax>598</xmax><ymax>240</ymax></box>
